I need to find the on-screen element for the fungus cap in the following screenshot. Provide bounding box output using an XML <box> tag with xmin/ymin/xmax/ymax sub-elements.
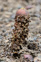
<box><xmin>16</xmin><ymin>9</ymin><xmax>29</xmax><ymax>16</ymax></box>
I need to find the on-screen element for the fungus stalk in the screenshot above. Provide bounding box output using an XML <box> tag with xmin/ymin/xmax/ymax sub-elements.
<box><xmin>11</xmin><ymin>9</ymin><xmax>30</xmax><ymax>57</ymax></box>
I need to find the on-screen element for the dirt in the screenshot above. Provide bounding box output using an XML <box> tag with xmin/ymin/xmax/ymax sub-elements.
<box><xmin>0</xmin><ymin>0</ymin><xmax>41</xmax><ymax>62</ymax></box>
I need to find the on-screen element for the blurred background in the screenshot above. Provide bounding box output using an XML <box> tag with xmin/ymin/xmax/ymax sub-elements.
<box><xmin>0</xmin><ymin>0</ymin><xmax>41</xmax><ymax>62</ymax></box>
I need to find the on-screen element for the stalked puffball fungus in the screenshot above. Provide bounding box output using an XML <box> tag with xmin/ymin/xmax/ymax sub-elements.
<box><xmin>11</xmin><ymin>8</ymin><xmax>30</xmax><ymax>57</ymax></box>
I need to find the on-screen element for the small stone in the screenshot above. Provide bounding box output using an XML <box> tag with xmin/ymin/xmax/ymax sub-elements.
<box><xmin>33</xmin><ymin>37</ymin><xmax>37</xmax><ymax>40</ymax></box>
<box><xmin>24</xmin><ymin>54</ymin><xmax>34</xmax><ymax>61</ymax></box>
<box><xmin>28</xmin><ymin>37</ymin><xmax>34</xmax><ymax>41</ymax></box>
<box><xmin>4</xmin><ymin>40</ymin><xmax>9</xmax><ymax>43</ymax></box>
<box><xmin>0</xmin><ymin>35</ymin><xmax>3</xmax><ymax>39</ymax></box>
<box><xmin>2</xmin><ymin>30</ymin><xmax>6</xmax><ymax>33</ymax></box>
<box><xmin>1</xmin><ymin>8</ymin><xmax>4</xmax><ymax>12</ymax></box>
<box><xmin>17</xmin><ymin>6</ymin><xmax>22</xmax><ymax>9</ymax></box>
<box><xmin>12</xmin><ymin>27</ymin><xmax>15</xmax><ymax>30</ymax></box>
<box><xmin>38</xmin><ymin>54</ymin><xmax>41</xmax><ymax>59</ymax></box>
<box><xmin>26</xmin><ymin>5</ymin><xmax>33</xmax><ymax>9</ymax></box>
<box><xmin>35</xmin><ymin>14</ymin><xmax>40</xmax><ymax>18</ymax></box>
<box><xmin>11</xmin><ymin>14</ymin><xmax>15</xmax><ymax>19</ymax></box>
